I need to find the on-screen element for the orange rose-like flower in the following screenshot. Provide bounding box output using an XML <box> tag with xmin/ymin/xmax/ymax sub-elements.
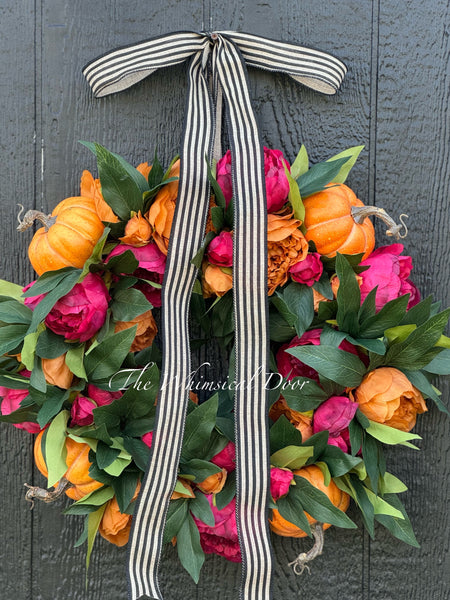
<box><xmin>41</xmin><ymin>353</ymin><xmax>73</xmax><ymax>389</ymax></box>
<box><xmin>119</xmin><ymin>211</ymin><xmax>152</xmax><ymax>247</ymax></box>
<box><xmin>146</xmin><ymin>160</ymin><xmax>180</xmax><ymax>255</ymax></box>
<box><xmin>350</xmin><ymin>367</ymin><xmax>427</xmax><ymax>432</ymax></box>
<box><xmin>136</xmin><ymin>162</ymin><xmax>152</xmax><ymax>179</ymax></box>
<box><xmin>202</xmin><ymin>263</ymin><xmax>233</xmax><ymax>298</ymax></box>
<box><xmin>80</xmin><ymin>170</ymin><xmax>119</xmax><ymax>223</ymax></box>
<box><xmin>114</xmin><ymin>310</ymin><xmax>157</xmax><ymax>352</ymax></box>
<box><xmin>267</xmin><ymin>212</ymin><xmax>308</xmax><ymax>295</ymax></box>
<box><xmin>197</xmin><ymin>468</ymin><xmax>228</xmax><ymax>494</ymax></box>
<box><xmin>269</xmin><ymin>397</ymin><xmax>313</xmax><ymax>441</ymax></box>
<box><xmin>99</xmin><ymin>482</ymin><xmax>141</xmax><ymax>547</ymax></box>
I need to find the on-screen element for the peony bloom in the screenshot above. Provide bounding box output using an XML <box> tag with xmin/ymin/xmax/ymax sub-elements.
<box><xmin>119</xmin><ymin>211</ymin><xmax>152</xmax><ymax>247</ymax></box>
<box><xmin>313</xmin><ymin>396</ymin><xmax>358</xmax><ymax>453</ymax></box>
<box><xmin>41</xmin><ymin>354</ymin><xmax>73</xmax><ymax>389</ymax></box>
<box><xmin>215</xmin><ymin>147</ymin><xmax>291</xmax><ymax>213</ymax></box>
<box><xmin>207</xmin><ymin>231</ymin><xmax>233</xmax><ymax>267</ymax></box>
<box><xmin>211</xmin><ymin>441</ymin><xmax>236</xmax><ymax>472</ymax></box>
<box><xmin>86</xmin><ymin>384</ymin><xmax>122</xmax><ymax>406</ymax></box>
<box><xmin>193</xmin><ymin>495</ymin><xmax>241</xmax><ymax>562</ymax></box>
<box><xmin>0</xmin><ymin>369</ymin><xmax>40</xmax><ymax>433</ymax></box>
<box><xmin>142</xmin><ymin>430</ymin><xmax>153</xmax><ymax>448</ymax></box>
<box><xmin>80</xmin><ymin>170</ymin><xmax>119</xmax><ymax>223</ymax></box>
<box><xmin>350</xmin><ymin>367</ymin><xmax>427</xmax><ymax>432</ymax></box>
<box><xmin>270</xmin><ymin>467</ymin><xmax>294</xmax><ymax>500</ymax></box>
<box><xmin>99</xmin><ymin>483</ymin><xmax>141</xmax><ymax>547</ymax></box>
<box><xmin>70</xmin><ymin>395</ymin><xmax>97</xmax><ymax>426</ymax></box>
<box><xmin>202</xmin><ymin>262</ymin><xmax>233</xmax><ymax>298</ymax></box>
<box><xmin>359</xmin><ymin>244</ymin><xmax>420</xmax><ymax>311</ymax></box>
<box><xmin>267</xmin><ymin>212</ymin><xmax>308</xmax><ymax>295</ymax></box>
<box><xmin>114</xmin><ymin>309</ymin><xmax>158</xmax><ymax>352</ymax></box>
<box><xmin>107</xmin><ymin>242</ymin><xmax>166</xmax><ymax>308</ymax></box>
<box><xmin>269</xmin><ymin>397</ymin><xmax>313</xmax><ymax>441</ymax></box>
<box><xmin>146</xmin><ymin>159</ymin><xmax>180</xmax><ymax>255</ymax></box>
<box><xmin>136</xmin><ymin>162</ymin><xmax>152</xmax><ymax>179</ymax></box>
<box><xmin>289</xmin><ymin>252</ymin><xmax>323</xmax><ymax>286</ymax></box>
<box><xmin>196</xmin><ymin>468</ymin><xmax>227</xmax><ymax>494</ymax></box>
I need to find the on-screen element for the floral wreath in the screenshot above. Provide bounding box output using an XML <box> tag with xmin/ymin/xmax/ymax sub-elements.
<box><xmin>1</xmin><ymin>141</ymin><xmax>449</xmax><ymax>582</ymax></box>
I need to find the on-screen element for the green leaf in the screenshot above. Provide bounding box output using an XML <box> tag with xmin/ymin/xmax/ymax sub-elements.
<box><xmin>358</xmin><ymin>287</ymin><xmax>377</xmax><ymax>324</ymax></box>
<box><xmin>74</xmin><ymin>517</ymin><xmax>89</xmax><ymax>546</ymax></box>
<box><xmin>359</xmin><ymin>295</ymin><xmax>409</xmax><ymax>339</ymax></box>
<box><xmin>28</xmin><ymin>270</ymin><xmax>82</xmax><ymax>333</ymax></box>
<box><xmin>284</xmin><ymin>163</ymin><xmax>304</xmax><ymax>221</ymax></box>
<box><xmin>375</xmin><ymin>494</ymin><xmax>419</xmax><ymax>547</ymax></box>
<box><xmin>36</xmin><ymin>329</ymin><xmax>71</xmax><ymax>358</ymax></box>
<box><xmin>176</xmin><ymin>513</ymin><xmax>205</xmax><ymax>583</ymax></box>
<box><xmin>65</xmin><ymin>344</ymin><xmax>87</xmax><ymax>379</ymax></box>
<box><xmin>80</xmin><ymin>227</ymin><xmax>110</xmax><ymax>278</ymax></box>
<box><xmin>294</xmin><ymin>475</ymin><xmax>357</xmax><ymax>529</ymax></box>
<box><xmin>182</xmin><ymin>395</ymin><xmax>218</xmax><ymax>462</ymax></box>
<box><xmin>384</xmin><ymin>324</ymin><xmax>416</xmax><ymax>345</ymax></box>
<box><xmin>300</xmin><ymin>430</ymin><xmax>330</xmax><ymax>463</ymax></box>
<box><xmin>345</xmin><ymin>475</ymin><xmax>375</xmax><ymax>537</ymax></box>
<box><xmin>206</xmin><ymin>156</ymin><xmax>226</xmax><ymax>209</ymax></box>
<box><xmin>146</xmin><ymin>149</ymin><xmax>164</xmax><ymax>191</ymax></box>
<box><xmin>111</xmin><ymin>288</ymin><xmax>152</xmax><ymax>322</ymax></box>
<box><xmin>335</xmin><ymin>253</ymin><xmax>361</xmax><ymax>335</ymax></box>
<box><xmin>320</xmin><ymin>444</ymin><xmax>363</xmax><ymax>477</ymax></box>
<box><xmin>105</xmin><ymin>249</ymin><xmax>139</xmax><ymax>275</ymax></box>
<box><xmin>36</xmin><ymin>387</ymin><xmax>69</xmax><ymax>427</ymax></box>
<box><xmin>0</xmin><ymin>369</ymin><xmax>31</xmax><ymax>389</ymax></box>
<box><xmin>45</xmin><ymin>410</ymin><xmax>69</xmax><ymax>487</ymax></box>
<box><xmin>215</xmin><ymin>470</ymin><xmax>236</xmax><ymax>510</ymax></box>
<box><xmin>210</xmin><ymin>206</ymin><xmax>225</xmax><ymax>231</ymax></box>
<box><xmin>312</xmin><ymin>270</ymin><xmax>333</xmax><ymax>300</ymax></box>
<box><xmin>190</xmin><ymin>231</ymin><xmax>217</xmax><ymax>270</ymax></box>
<box><xmin>22</xmin><ymin>267</ymin><xmax>76</xmax><ymax>297</ymax></box>
<box><xmin>399</xmin><ymin>295</ymin><xmax>433</xmax><ymax>326</ymax></box>
<box><xmin>286</xmin><ymin>345</ymin><xmax>366</xmax><ymax>387</ymax></box>
<box><xmin>280</xmin><ymin>377</ymin><xmax>328</xmax><ymax>412</ymax></box>
<box><xmin>298</xmin><ymin>156</ymin><xmax>350</xmax><ymax>198</ymax></box>
<box><xmin>0</xmin><ymin>279</ymin><xmax>24</xmax><ymax>301</ymax></box>
<box><xmin>86</xmin><ymin>505</ymin><xmax>107</xmax><ymax>572</ymax></box>
<box><xmin>84</xmin><ymin>327</ymin><xmax>137</xmax><ymax>382</ymax></box>
<box><xmin>21</xmin><ymin>330</ymin><xmax>41</xmax><ymax>370</ymax></box>
<box><xmin>0</xmin><ymin>404</ymin><xmax>38</xmax><ymax>424</ymax></box>
<box><xmin>181</xmin><ymin>459</ymin><xmax>221</xmax><ymax>482</ymax></box>
<box><xmin>268</xmin><ymin>310</ymin><xmax>297</xmax><ymax>342</ymax></box>
<box><xmin>276</xmin><ymin>492</ymin><xmax>312</xmax><ymax>537</ymax></box>
<box><xmin>112</xmin><ymin>470</ymin><xmax>140</xmax><ymax>513</ymax></box>
<box><xmin>325</xmin><ymin>145</ymin><xmax>364</xmax><ymax>183</ymax></box>
<box><xmin>379</xmin><ymin>472</ymin><xmax>408</xmax><ymax>495</ymax></box>
<box><xmin>190</xmin><ymin>491</ymin><xmax>215</xmax><ymax>527</ymax></box>
<box><xmin>290</xmin><ymin>145</ymin><xmax>309</xmax><ymax>179</ymax></box>
<box><xmin>0</xmin><ymin>323</ymin><xmax>29</xmax><ymax>355</ymax></box>
<box><xmin>423</xmin><ymin>348</ymin><xmax>450</xmax><ymax>375</ymax></box>
<box><xmin>122</xmin><ymin>437</ymin><xmax>151</xmax><ymax>471</ymax></box>
<box><xmin>0</xmin><ymin>300</ymin><xmax>32</xmax><ymax>324</ymax></box>
<box><xmin>269</xmin><ymin>415</ymin><xmax>304</xmax><ymax>454</ymax></box>
<box><xmin>361</xmin><ymin>432</ymin><xmax>381</xmax><ymax>494</ymax></box>
<box><xmin>402</xmin><ymin>368</ymin><xmax>448</xmax><ymax>414</ymax></box>
<box><xmin>346</xmin><ymin>336</ymin><xmax>386</xmax><ymax>355</ymax></box>
<box><xmin>95</xmin><ymin>441</ymin><xmax>121</xmax><ymax>470</ymax></box>
<box><xmin>72</xmin><ymin>486</ymin><xmax>114</xmax><ymax>507</ymax></box>
<box><xmin>270</xmin><ymin>445</ymin><xmax>314</xmax><ymax>469</ymax></box>
<box><xmin>93</xmin><ymin>142</ymin><xmax>144</xmax><ymax>219</ymax></box>
<box><xmin>365</xmin><ymin>489</ymin><xmax>404</xmax><ymax>518</ymax></box>
<box><xmin>163</xmin><ymin>499</ymin><xmax>189</xmax><ymax>544</ymax></box>
<box><xmin>278</xmin><ymin>283</ymin><xmax>314</xmax><ymax>338</ymax></box>
<box><xmin>366</xmin><ymin>420</ymin><xmax>421</xmax><ymax>448</ymax></box>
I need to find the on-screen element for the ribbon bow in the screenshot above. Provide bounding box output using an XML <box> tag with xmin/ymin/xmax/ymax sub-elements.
<box><xmin>83</xmin><ymin>30</ymin><xmax>346</xmax><ymax>600</ymax></box>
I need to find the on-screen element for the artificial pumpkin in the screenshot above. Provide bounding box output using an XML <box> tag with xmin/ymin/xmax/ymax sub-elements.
<box><xmin>302</xmin><ymin>183</ymin><xmax>375</xmax><ymax>260</ymax></box>
<box><xmin>34</xmin><ymin>430</ymin><xmax>103</xmax><ymax>501</ymax></box>
<box><xmin>18</xmin><ymin>196</ymin><xmax>105</xmax><ymax>275</ymax></box>
<box><xmin>269</xmin><ymin>464</ymin><xmax>350</xmax><ymax>538</ymax></box>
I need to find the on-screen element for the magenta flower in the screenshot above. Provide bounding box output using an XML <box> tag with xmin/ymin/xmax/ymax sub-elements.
<box><xmin>142</xmin><ymin>431</ymin><xmax>153</xmax><ymax>448</ymax></box>
<box><xmin>216</xmin><ymin>147</ymin><xmax>291</xmax><ymax>213</ymax></box>
<box><xmin>313</xmin><ymin>395</ymin><xmax>357</xmax><ymax>434</ymax></box>
<box><xmin>70</xmin><ymin>395</ymin><xmax>97</xmax><ymax>426</ymax></box>
<box><xmin>270</xmin><ymin>467</ymin><xmax>294</xmax><ymax>500</ymax></box>
<box><xmin>289</xmin><ymin>253</ymin><xmax>323</xmax><ymax>286</ymax></box>
<box><xmin>193</xmin><ymin>495</ymin><xmax>241</xmax><ymax>562</ymax></box>
<box><xmin>211</xmin><ymin>441</ymin><xmax>236</xmax><ymax>472</ymax></box>
<box><xmin>86</xmin><ymin>384</ymin><xmax>122</xmax><ymax>407</ymax></box>
<box><xmin>207</xmin><ymin>231</ymin><xmax>233</xmax><ymax>268</ymax></box>
<box><xmin>0</xmin><ymin>370</ymin><xmax>40</xmax><ymax>434</ymax></box>
<box><xmin>359</xmin><ymin>244</ymin><xmax>420</xmax><ymax>311</ymax></box>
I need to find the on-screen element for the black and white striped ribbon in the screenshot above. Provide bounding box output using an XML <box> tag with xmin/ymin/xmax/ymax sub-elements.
<box><xmin>83</xmin><ymin>31</ymin><xmax>346</xmax><ymax>600</ymax></box>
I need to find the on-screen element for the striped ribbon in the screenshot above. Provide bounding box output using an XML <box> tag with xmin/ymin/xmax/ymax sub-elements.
<box><xmin>83</xmin><ymin>31</ymin><xmax>346</xmax><ymax>600</ymax></box>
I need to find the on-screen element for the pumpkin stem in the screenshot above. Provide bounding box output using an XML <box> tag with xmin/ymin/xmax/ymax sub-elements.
<box><xmin>24</xmin><ymin>477</ymin><xmax>72</xmax><ymax>509</ymax></box>
<box><xmin>351</xmin><ymin>205</ymin><xmax>408</xmax><ymax>240</ymax></box>
<box><xmin>17</xmin><ymin>205</ymin><xmax>57</xmax><ymax>232</ymax></box>
<box><xmin>288</xmin><ymin>523</ymin><xmax>324</xmax><ymax>575</ymax></box>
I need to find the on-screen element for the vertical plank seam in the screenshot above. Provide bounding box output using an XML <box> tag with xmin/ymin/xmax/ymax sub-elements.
<box><xmin>368</xmin><ymin>0</ymin><xmax>380</xmax><ymax>209</ymax></box>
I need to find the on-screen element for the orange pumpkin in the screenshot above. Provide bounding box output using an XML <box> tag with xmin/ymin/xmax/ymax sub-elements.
<box><xmin>21</xmin><ymin>196</ymin><xmax>105</xmax><ymax>275</ymax></box>
<box><xmin>303</xmin><ymin>183</ymin><xmax>375</xmax><ymax>260</ymax></box>
<box><xmin>269</xmin><ymin>464</ymin><xmax>350</xmax><ymax>538</ymax></box>
<box><xmin>34</xmin><ymin>430</ymin><xmax>103</xmax><ymax>501</ymax></box>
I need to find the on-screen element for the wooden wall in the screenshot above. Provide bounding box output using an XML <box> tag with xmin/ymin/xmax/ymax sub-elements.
<box><xmin>0</xmin><ymin>1</ymin><xmax>448</xmax><ymax>598</ymax></box>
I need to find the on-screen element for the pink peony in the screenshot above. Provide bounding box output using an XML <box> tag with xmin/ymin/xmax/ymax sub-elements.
<box><xmin>107</xmin><ymin>242</ymin><xmax>166</xmax><ymax>308</ymax></box>
<box><xmin>29</xmin><ymin>273</ymin><xmax>110</xmax><ymax>342</ymax></box>
<box><xmin>193</xmin><ymin>495</ymin><xmax>241</xmax><ymax>562</ymax></box>
<box><xmin>359</xmin><ymin>244</ymin><xmax>420</xmax><ymax>311</ymax></box>
<box><xmin>70</xmin><ymin>395</ymin><xmax>97</xmax><ymax>426</ymax></box>
<box><xmin>313</xmin><ymin>396</ymin><xmax>357</xmax><ymax>453</ymax></box>
<box><xmin>270</xmin><ymin>467</ymin><xmax>294</xmax><ymax>500</ymax></box>
<box><xmin>207</xmin><ymin>232</ymin><xmax>233</xmax><ymax>268</ymax></box>
<box><xmin>86</xmin><ymin>384</ymin><xmax>122</xmax><ymax>407</ymax></box>
<box><xmin>0</xmin><ymin>370</ymin><xmax>40</xmax><ymax>433</ymax></box>
<box><xmin>23</xmin><ymin>281</ymin><xmax>44</xmax><ymax>310</ymax></box>
<box><xmin>289</xmin><ymin>253</ymin><xmax>323</xmax><ymax>286</ymax></box>
<box><xmin>216</xmin><ymin>147</ymin><xmax>291</xmax><ymax>213</ymax></box>
<box><xmin>142</xmin><ymin>431</ymin><xmax>153</xmax><ymax>448</ymax></box>
<box><xmin>211</xmin><ymin>441</ymin><xmax>236</xmax><ymax>472</ymax></box>
<box><xmin>327</xmin><ymin>429</ymin><xmax>351</xmax><ymax>452</ymax></box>
<box><xmin>277</xmin><ymin>329</ymin><xmax>361</xmax><ymax>382</ymax></box>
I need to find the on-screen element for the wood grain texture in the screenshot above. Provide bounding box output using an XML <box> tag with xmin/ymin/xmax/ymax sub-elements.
<box><xmin>0</xmin><ymin>0</ymin><xmax>449</xmax><ymax>598</ymax></box>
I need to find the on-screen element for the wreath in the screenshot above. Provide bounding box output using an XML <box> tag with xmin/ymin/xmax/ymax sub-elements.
<box><xmin>0</xmin><ymin>141</ymin><xmax>449</xmax><ymax>582</ymax></box>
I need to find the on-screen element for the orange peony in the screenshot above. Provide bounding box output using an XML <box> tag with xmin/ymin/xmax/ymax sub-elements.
<box><xmin>80</xmin><ymin>170</ymin><xmax>119</xmax><ymax>223</ymax></box>
<box><xmin>99</xmin><ymin>482</ymin><xmax>141</xmax><ymax>547</ymax></box>
<box><xmin>269</xmin><ymin>464</ymin><xmax>350</xmax><ymax>538</ymax></box>
<box><xmin>146</xmin><ymin>160</ymin><xmax>180</xmax><ymax>255</ymax></box>
<box><xmin>267</xmin><ymin>212</ymin><xmax>308</xmax><ymax>295</ymax></box>
<box><xmin>136</xmin><ymin>162</ymin><xmax>152</xmax><ymax>179</ymax></box>
<box><xmin>269</xmin><ymin>397</ymin><xmax>313</xmax><ymax>441</ymax></box>
<box><xmin>202</xmin><ymin>263</ymin><xmax>233</xmax><ymax>297</ymax></box>
<box><xmin>41</xmin><ymin>354</ymin><xmax>73</xmax><ymax>389</ymax></box>
<box><xmin>350</xmin><ymin>367</ymin><xmax>427</xmax><ymax>432</ymax></box>
<box><xmin>114</xmin><ymin>310</ymin><xmax>158</xmax><ymax>352</ymax></box>
<box><xmin>196</xmin><ymin>468</ymin><xmax>227</xmax><ymax>494</ymax></box>
<box><xmin>119</xmin><ymin>211</ymin><xmax>152</xmax><ymax>246</ymax></box>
